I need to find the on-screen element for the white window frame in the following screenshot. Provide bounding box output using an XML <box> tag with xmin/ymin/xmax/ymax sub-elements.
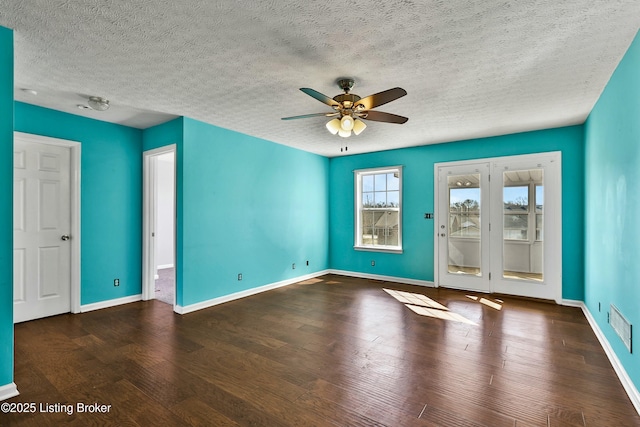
<box><xmin>354</xmin><ymin>166</ymin><xmax>403</xmax><ymax>253</ymax></box>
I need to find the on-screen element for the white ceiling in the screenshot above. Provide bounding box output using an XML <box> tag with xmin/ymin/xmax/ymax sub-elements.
<box><xmin>1</xmin><ymin>1</ymin><xmax>638</xmax><ymax>157</ymax></box>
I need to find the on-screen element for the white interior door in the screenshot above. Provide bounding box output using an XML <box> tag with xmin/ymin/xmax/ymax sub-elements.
<box><xmin>14</xmin><ymin>139</ymin><xmax>72</xmax><ymax>323</ymax></box>
<box><xmin>437</xmin><ymin>162</ymin><xmax>491</xmax><ymax>292</ymax></box>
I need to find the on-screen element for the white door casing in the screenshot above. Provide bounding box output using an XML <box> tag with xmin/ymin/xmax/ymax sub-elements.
<box><xmin>13</xmin><ymin>133</ymin><xmax>80</xmax><ymax>322</ymax></box>
<box><xmin>434</xmin><ymin>152</ymin><xmax>562</xmax><ymax>302</ymax></box>
<box><xmin>142</xmin><ymin>145</ymin><xmax>177</xmax><ymax>307</ymax></box>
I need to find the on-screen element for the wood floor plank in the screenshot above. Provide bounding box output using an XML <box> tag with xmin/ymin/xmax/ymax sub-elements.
<box><xmin>3</xmin><ymin>274</ymin><xmax>639</xmax><ymax>426</ymax></box>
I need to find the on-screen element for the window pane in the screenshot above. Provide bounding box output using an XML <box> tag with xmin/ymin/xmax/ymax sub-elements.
<box><xmin>387</xmin><ymin>191</ymin><xmax>399</xmax><ymax>207</ymax></box>
<box><xmin>447</xmin><ymin>174</ymin><xmax>481</xmax><ymax>276</ymax></box>
<box><xmin>535</xmin><ymin>185</ymin><xmax>544</xmax><ymax>213</ymax></box>
<box><xmin>504</xmin><ymin>214</ymin><xmax>528</xmax><ymax>240</ymax></box>
<box><xmin>362</xmin><ymin>175</ymin><xmax>374</xmax><ymax>192</ymax></box>
<box><xmin>375</xmin><ymin>173</ymin><xmax>386</xmax><ymax>191</ymax></box>
<box><xmin>504</xmin><ymin>186</ymin><xmax>528</xmax><ymax>212</ymax></box>
<box><xmin>536</xmin><ymin>213</ymin><xmax>543</xmax><ymax>240</ymax></box>
<box><xmin>374</xmin><ymin>210</ymin><xmax>399</xmax><ymax>246</ymax></box>
<box><xmin>362</xmin><ymin>192</ymin><xmax>374</xmax><ymax>207</ymax></box>
<box><xmin>361</xmin><ymin>210</ymin><xmax>375</xmax><ymax>245</ymax></box>
<box><xmin>374</xmin><ymin>191</ymin><xmax>386</xmax><ymax>207</ymax></box>
<box><xmin>387</xmin><ymin>173</ymin><xmax>399</xmax><ymax>191</ymax></box>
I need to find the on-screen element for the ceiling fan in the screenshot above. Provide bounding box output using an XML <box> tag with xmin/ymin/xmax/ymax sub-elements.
<box><xmin>282</xmin><ymin>78</ymin><xmax>408</xmax><ymax>148</ymax></box>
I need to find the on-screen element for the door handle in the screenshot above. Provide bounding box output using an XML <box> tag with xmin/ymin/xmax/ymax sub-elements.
<box><xmin>61</xmin><ymin>235</ymin><xmax>70</xmax><ymax>241</ymax></box>
<box><xmin>440</xmin><ymin>233</ymin><xmax>446</xmax><ymax>237</ymax></box>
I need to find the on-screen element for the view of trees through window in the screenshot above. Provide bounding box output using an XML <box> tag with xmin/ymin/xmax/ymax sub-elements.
<box><xmin>503</xmin><ymin>184</ymin><xmax>543</xmax><ymax>241</ymax></box>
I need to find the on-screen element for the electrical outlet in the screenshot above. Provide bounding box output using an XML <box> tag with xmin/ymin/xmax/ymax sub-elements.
<box><xmin>114</xmin><ymin>279</ymin><xmax>120</xmax><ymax>287</ymax></box>
<box><xmin>238</xmin><ymin>273</ymin><xmax>242</xmax><ymax>281</ymax></box>
<box><xmin>292</xmin><ymin>263</ymin><xmax>296</xmax><ymax>270</ymax></box>
<box><xmin>371</xmin><ymin>260</ymin><xmax>375</xmax><ymax>267</ymax></box>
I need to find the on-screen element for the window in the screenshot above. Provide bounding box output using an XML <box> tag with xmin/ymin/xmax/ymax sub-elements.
<box><xmin>355</xmin><ymin>166</ymin><xmax>402</xmax><ymax>252</ymax></box>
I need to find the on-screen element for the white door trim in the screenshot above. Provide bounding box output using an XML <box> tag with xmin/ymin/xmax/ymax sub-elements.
<box><xmin>14</xmin><ymin>132</ymin><xmax>81</xmax><ymax>314</ymax></box>
<box><xmin>142</xmin><ymin>145</ymin><xmax>176</xmax><ymax>306</ymax></box>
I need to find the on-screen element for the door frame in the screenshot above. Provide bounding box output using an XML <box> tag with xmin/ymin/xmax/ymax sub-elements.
<box><xmin>142</xmin><ymin>145</ymin><xmax>176</xmax><ymax>305</ymax></box>
<box><xmin>434</xmin><ymin>152</ymin><xmax>562</xmax><ymax>303</ymax></box>
<box><xmin>14</xmin><ymin>132</ymin><xmax>81</xmax><ymax>315</ymax></box>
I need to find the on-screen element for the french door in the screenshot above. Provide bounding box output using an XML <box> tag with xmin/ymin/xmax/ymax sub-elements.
<box><xmin>437</xmin><ymin>162</ymin><xmax>491</xmax><ymax>292</ymax></box>
<box><xmin>435</xmin><ymin>153</ymin><xmax>562</xmax><ymax>302</ymax></box>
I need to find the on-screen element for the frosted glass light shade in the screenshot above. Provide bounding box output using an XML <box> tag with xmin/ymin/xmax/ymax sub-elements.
<box><xmin>353</xmin><ymin>119</ymin><xmax>367</xmax><ymax>135</ymax></box>
<box><xmin>326</xmin><ymin>118</ymin><xmax>341</xmax><ymax>135</ymax></box>
<box><xmin>338</xmin><ymin>129</ymin><xmax>351</xmax><ymax>138</ymax></box>
<box><xmin>340</xmin><ymin>115</ymin><xmax>354</xmax><ymax>131</ymax></box>
<box><xmin>88</xmin><ymin>96</ymin><xmax>110</xmax><ymax>111</ymax></box>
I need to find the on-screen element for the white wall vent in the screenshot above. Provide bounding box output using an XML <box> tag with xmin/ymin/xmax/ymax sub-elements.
<box><xmin>610</xmin><ymin>304</ymin><xmax>632</xmax><ymax>353</ymax></box>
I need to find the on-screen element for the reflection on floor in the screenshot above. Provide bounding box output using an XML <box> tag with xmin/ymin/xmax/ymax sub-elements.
<box><xmin>448</xmin><ymin>265</ymin><xmax>543</xmax><ymax>281</ymax></box>
<box><xmin>155</xmin><ymin>267</ymin><xmax>174</xmax><ymax>305</ymax></box>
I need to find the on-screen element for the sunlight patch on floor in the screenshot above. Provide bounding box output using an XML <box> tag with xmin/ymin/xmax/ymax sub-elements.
<box><xmin>466</xmin><ymin>295</ymin><xmax>503</xmax><ymax>310</ymax></box>
<box><xmin>405</xmin><ymin>304</ymin><xmax>477</xmax><ymax>325</ymax></box>
<box><xmin>383</xmin><ymin>289</ymin><xmax>448</xmax><ymax>310</ymax></box>
<box><xmin>383</xmin><ymin>288</ymin><xmax>476</xmax><ymax>325</ymax></box>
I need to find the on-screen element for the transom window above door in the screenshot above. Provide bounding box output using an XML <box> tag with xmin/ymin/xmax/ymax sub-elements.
<box><xmin>354</xmin><ymin>166</ymin><xmax>403</xmax><ymax>253</ymax></box>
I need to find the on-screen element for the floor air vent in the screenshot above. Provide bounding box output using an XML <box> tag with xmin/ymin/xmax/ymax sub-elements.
<box><xmin>610</xmin><ymin>304</ymin><xmax>632</xmax><ymax>353</ymax></box>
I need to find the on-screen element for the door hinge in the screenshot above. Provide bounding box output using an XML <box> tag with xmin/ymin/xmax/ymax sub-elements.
<box><xmin>489</xmin><ymin>272</ymin><xmax>492</xmax><ymax>280</ymax></box>
<box><xmin>489</xmin><ymin>223</ymin><xmax>491</xmax><ymax>231</ymax></box>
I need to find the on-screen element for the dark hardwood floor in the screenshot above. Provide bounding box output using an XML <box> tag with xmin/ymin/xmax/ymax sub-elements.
<box><xmin>2</xmin><ymin>274</ymin><xmax>639</xmax><ymax>426</ymax></box>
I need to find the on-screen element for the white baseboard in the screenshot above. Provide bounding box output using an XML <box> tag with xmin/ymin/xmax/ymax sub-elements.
<box><xmin>328</xmin><ymin>269</ymin><xmax>435</xmax><ymax>288</ymax></box>
<box><xmin>80</xmin><ymin>294</ymin><xmax>142</xmax><ymax>313</ymax></box>
<box><xmin>157</xmin><ymin>264</ymin><xmax>174</xmax><ymax>270</ymax></box>
<box><xmin>578</xmin><ymin>301</ymin><xmax>640</xmax><ymax>415</ymax></box>
<box><xmin>560</xmin><ymin>299</ymin><xmax>583</xmax><ymax>307</ymax></box>
<box><xmin>175</xmin><ymin>270</ymin><xmax>331</xmax><ymax>315</ymax></box>
<box><xmin>0</xmin><ymin>382</ymin><xmax>19</xmax><ymax>401</ymax></box>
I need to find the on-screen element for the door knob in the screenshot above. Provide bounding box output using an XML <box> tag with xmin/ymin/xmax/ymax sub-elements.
<box><xmin>440</xmin><ymin>233</ymin><xmax>446</xmax><ymax>237</ymax></box>
<box><xmin>61</xmin><ymin>235</ymin><xmax>70</xmax><ymax>241</ymax></box>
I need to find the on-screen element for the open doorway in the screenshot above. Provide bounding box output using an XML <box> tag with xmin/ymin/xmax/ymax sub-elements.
<box><xmin>143</xmin><ymin>145</ymin><xmax>176</xmax><ymax>307</ymax></box>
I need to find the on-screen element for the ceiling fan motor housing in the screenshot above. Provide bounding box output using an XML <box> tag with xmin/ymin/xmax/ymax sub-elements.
<box><xmin>333</xmin><ymin>93</ymin><xmax>361</xmax><ymax>110</ymax></box>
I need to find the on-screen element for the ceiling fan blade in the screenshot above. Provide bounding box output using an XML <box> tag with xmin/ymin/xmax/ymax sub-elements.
<box><xmin>281</xmin><ymin>112</ymin><xmax>339</xmax><ymax>120</ymax></box>
<box><xmin>360</xmin><ymin>110</ymin><xmax>408</xmax><ymax>124</ymax></box>
<box><xmin>300</xmin><ymin>88</ymin><xmax>341</xmax><ymax>107</ymax></box>
<box><xmin>355</xmin><ymin>87</ymin><xmax>407</xmax><ymax>110</ymax></box>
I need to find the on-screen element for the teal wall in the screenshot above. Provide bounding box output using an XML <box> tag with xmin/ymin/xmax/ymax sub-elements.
<box><xmin>14</xmin><ymin>103</ymin><xmax>143</xmax><ymax>305</ymax></box>
<box><xmin>180</xmin><ymin>118</ymin><xmax>329</xmax><ymax>306</ymax></box>
<box><xmin>329</xmin><ymin>125</ymin><xmax>585</xmax><ymax>300</ymax></box>
<box><xmin>0</xmin><ymin>26</ymin><xmax>14</xmax><ymax>389</ymax></box>
<box><xmin>142</xmin><ymin>117</ymin><xmax>183</xmax><ymax>152</ymax></box>
<box><xmin>585</xmin><ymin>31</ymin><xmax>640</xmax><ymax>387</ymax></box>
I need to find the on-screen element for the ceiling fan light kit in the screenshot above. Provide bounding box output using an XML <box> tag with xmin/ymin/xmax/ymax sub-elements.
<box><xmin>326</xmin><ymin>118</ymin><xmax>341</xmax><ymax>135</ymax></box>
<box><xmin>282</xmin><ymin>78</ymin><xmax>408</xmax><ymax>150</ymax></box>
<box><xmin>353</xmin><ymin>118</ymin><xmax>366</xmax><ymax>135</ymax></box>
<box><xmin>87</xmin><ymin>96</ymin><xmax>110</xmax><ymax>111</ymax></box>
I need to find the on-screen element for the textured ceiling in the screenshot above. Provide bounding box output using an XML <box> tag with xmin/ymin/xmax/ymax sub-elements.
<box><xmin>1</xmin><ymin>1</ymin><xmax>638</xmax><ymax>157</ymax></box>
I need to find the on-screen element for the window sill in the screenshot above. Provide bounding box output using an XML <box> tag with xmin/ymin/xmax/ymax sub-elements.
<box><xmin>354</xmin><ymin>246</ymin><xmax>403</xmax><ymax>254</ymax></box>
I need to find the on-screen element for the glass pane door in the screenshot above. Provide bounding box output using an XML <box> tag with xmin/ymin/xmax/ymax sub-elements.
<box><xmin>438</xmin><ymin>163</ymin><xmax>490</xmax><ymax>292</ymax></box>
<box><xmin>448</xmin><ymin>174</ymin><xmax>482</xmax><ymax>276</ymax></box>
<box><xmin>502</xmin><ymin>168</ymin><xmax>544</xmax><ymax>282</ymax></box>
